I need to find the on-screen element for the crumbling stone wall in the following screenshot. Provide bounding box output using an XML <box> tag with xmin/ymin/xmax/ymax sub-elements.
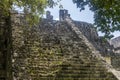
<box><xmin>59</xmin><ymin>9</ymin><xmax>70</xmax><ymax>21</ymax></box>
<box><xmin>59</xmin><ymin>9</ymin><xmax>113</xmax><ymax>58</ymax></box>
<box><xmin>110</xmin><ymin>36</ymin><xmax>120</xmax><ymax>70</ymax></box>
<box><xmin>12</xmin><ymin>17</ymin><xmax>65</xmax><ymax>79</ymax></box>
<box><xmin>110</xmin><ymin>36</ymin><xmax>120</xmax><ymax>53</ymax></box>
<box><xmin>11</xmin><ymin>12</ymin><xmax>118</xmax><ymax>79</ymax></box>
<box><xmin>46</xmin><ymin>11</ymin><xmax>53</xmax><ymax>20</ymax></box>
<box><xmin>74</xmin><ymin>21</ymin><xmax>113</xmax><ymax>57</ymax></box>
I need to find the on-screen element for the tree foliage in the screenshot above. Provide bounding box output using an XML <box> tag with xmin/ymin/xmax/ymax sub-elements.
<box><xmin>73</xmin><ymin>0</ymin><xmax>120</xmax><ymax>38</ymax></box>
<box><xmin>0</xmin><ymin>0</ymin><xmax>59</xmax><ymax>25</ymax></box>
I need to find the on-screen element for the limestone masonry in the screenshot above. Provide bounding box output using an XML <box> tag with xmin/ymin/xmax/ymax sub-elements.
<box><xmin>110</xmin><ymin>36</ymin><xmax>120</xmax><ymax>70</ymax></box>
<box><xmin>11</xmin><ymin>9</ymin><xmax>120</xmax><ymax>80</ymax></box>
<box><xmin>0</xmin><ymin>9</ymin><xmax>120</xmax><ymax>80</ymax></box>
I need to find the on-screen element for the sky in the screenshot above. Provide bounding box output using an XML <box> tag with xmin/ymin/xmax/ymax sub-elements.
<box><xmin>45</xmin><ymin>0</ymin><xmax>120</xmax><ymax>39</ymax></box>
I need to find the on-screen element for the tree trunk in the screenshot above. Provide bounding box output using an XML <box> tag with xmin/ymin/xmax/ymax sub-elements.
<box><xmin>0</xmin><ymin>8</ymin><xmax>12</xmax><ymax>80</ymax></box>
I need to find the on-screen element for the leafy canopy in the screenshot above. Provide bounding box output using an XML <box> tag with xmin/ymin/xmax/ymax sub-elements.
<box><xmin>0</xmin><ymin>0</ymin><xmax>60</xmax><ymax>25</ymax></box>
<box><xmin>73</xmin><ymin>0</ymin><xmax>120</xmax><ymax>39</ymax></box>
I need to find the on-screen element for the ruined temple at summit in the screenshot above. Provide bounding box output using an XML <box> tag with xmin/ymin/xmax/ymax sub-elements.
<box><xmin>0</xmin><ymin>9</ymin><xmax>120</xmax><ymax>80</ymax></box>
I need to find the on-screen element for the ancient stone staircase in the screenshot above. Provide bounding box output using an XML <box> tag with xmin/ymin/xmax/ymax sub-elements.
<box><xmin>11</xmin><ymin>14</ymin><xmax>120</xmax><ymax>80</ymax></box>
<box><xmin>26</xmin><ymin>19</ymin><xmax>119</xmax><ymax>80</ymax></box>
<box><xmin>55</xmin><ymin>39</ymin><xmax>117</xmax><ymax>80</ymax></box>
<box><xmin>63</xmin><ymin>17</ymin><xmax>120</xmax><ymax>80</ymax></box>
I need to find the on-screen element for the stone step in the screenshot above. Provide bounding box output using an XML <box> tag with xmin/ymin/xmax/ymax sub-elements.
<box><xmin>55</xmin><ymin>78</ymin><xmax>116</xmax><ymax>80</ymax></box>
